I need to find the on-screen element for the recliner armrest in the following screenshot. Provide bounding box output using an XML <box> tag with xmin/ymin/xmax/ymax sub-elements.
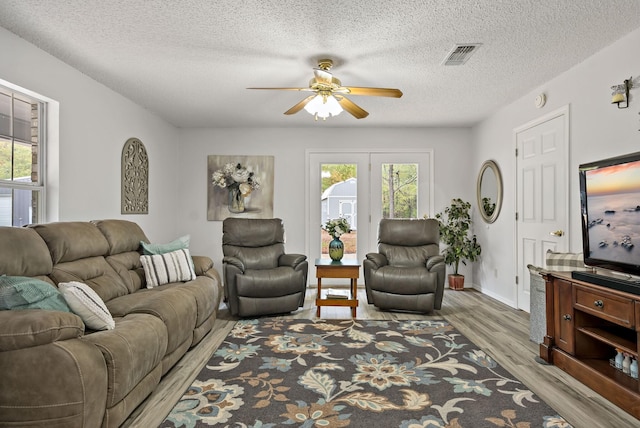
<box><xmin>223</xmin><ymin>256</ymin><xmax>245</xmax><ymax>273</ymax></box>
<box><xmin>279</xmin><ymin>253</ymin><xmax>307</xmax><ymax>269</ymax></box>
<box><xmin>426</xmin><ymin>255</ymin><xmax>445</xmax><ymax>270</ymax></box>
<box><xmin>365</xmin><ymin>252</ymin><xmax>388</xmax><ymax>269</ymax></box>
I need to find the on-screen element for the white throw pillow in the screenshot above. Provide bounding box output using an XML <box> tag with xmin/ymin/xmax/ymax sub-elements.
<box><xmin>140</xmin><ymin>248</ymin><xmax>196</xmax><ymax>288</ymax></box>
<box><xmin>59</xmin><ymin>281</ymin><xmax>115</xmax><ymax>330</ymax></box>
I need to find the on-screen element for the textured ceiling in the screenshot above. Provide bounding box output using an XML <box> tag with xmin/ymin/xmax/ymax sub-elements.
<box><xmin>1</xmin><ymin>1</ymin><xmax>640</xmax><ymax>128</ymax></box>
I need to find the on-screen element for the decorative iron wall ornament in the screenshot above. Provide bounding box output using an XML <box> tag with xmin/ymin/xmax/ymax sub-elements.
<box><xmin>121</xmin><ymin>137</ymin><xmax>149</xmax><ymax>214</ymax></box>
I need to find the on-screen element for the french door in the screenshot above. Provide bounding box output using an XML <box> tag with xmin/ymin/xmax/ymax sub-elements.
<box><xmin>306</xmin><ymin>150</ymin><xmax>433</xmax><ymax>283</ymax></box>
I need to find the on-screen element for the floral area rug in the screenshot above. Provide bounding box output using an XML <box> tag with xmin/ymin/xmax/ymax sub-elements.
<box><xmin>160</xmin><ymin>318</ymin><xmax>571</xmax><ymax>428</ymax></box>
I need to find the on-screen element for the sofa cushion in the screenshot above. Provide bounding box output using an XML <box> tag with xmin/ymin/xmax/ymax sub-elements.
<box><xmin>106</xmin><ymin>287</ymin><xmax>197</xmax><ymax>356</ymax></box>
<box><xmin>178</xmin><ymin>276</ymin><xmax>221</xmax><ymax>328</ymax></box>
<box><xmin>140</xmin><ymin>249</ymin><xmax>196</xmax><ymax>288</ymax></box>
<box><xmin>106</xmin><ymin>251</ymin><xmax>147</xmax><ymax>293</ymax></box>
<box><xmin>31</xmin><ymin>221</ymin><xmax>110</xmax><ymax>264</ymax></box>
<box><xmin>0</xmin><ymin>226</ymin><xmax>53</xmax><ymax>277</ymax></box>
<box><xmin>0</xmin><ymin>275</ymin><xmax>71</xmax><ymax>312</ymax></box>
<box><xmin>92</xmin><ymin>219</ymin><xmax>149</xmax><ymax>255</ymax></box>
<box><xmin>49</xmin><ymin>256</ymin><xmax>130</xmax><ymax>302</ymax></box>
<box><xmin>82</xmin><ymin>313</ymin><xmax>167</xmax><ymax>408</ymax></box>
<box><xmin>59</xmin><ymin>281</ymin><xmax>115</xmax><ymax>330</ymax></box>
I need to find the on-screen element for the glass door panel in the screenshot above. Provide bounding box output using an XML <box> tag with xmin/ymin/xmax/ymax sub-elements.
<box><xmin>321</xmin><ymin>163</ymin><xmax>357</xmax><ymax>260</ymax></box>
<box><xmin>381</xmin><ymin>163</ymin><xmax>418</xmax><ymax>219</ymax></box>
<box><xmin>370</xmin><ymin>152</ymin><xmax>433</xmax><ymax>253</ymax></box>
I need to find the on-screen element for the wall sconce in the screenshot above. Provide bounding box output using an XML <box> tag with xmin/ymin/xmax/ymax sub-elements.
<box><xmin>611</xmin><ymin>77</ymin><xmax>632</xmax><ymax>109</ymax></box>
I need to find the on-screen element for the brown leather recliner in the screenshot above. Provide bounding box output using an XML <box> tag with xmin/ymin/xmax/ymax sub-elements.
<box><xmin>222</xmin><ymin>218</ymin><xmax>308</xmax><ymax>317</ymax></box>
<box><xmin>364</xmin><ymin>218</ymin><xmax>445</xmax><ymax>313</ymax></box>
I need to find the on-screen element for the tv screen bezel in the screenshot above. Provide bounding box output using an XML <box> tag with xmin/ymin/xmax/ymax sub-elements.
<box><xmin>579</xmin><ymin>150</ymin><xmax>640</xmax><ymax>277</ymax></box>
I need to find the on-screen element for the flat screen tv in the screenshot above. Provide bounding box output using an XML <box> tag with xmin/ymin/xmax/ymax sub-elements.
<box><xmin>578</xmin><ymin>151</ymin><xmax>640</xmax><ymax>288</ymax></box>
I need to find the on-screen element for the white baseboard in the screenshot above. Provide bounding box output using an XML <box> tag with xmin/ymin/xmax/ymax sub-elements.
<box><xmin>469</xmin><ymin>283</ymin><xmax>517</xmax><ymax>309</ymax></box>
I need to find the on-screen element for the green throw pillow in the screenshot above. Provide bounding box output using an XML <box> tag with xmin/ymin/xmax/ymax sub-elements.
<box><xmin>141</xmin><ymin>235</ymin><xmax>190</xmax><ymax>255</ymax></box>
<box><xmin>0</xmin><ymin>275</ymin><xmax>71</xmax><ymax>312</ymax></box>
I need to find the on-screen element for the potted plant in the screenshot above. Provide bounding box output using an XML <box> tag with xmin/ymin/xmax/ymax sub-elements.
<box><xmin>435</xmin><ymin>198</ymin><xmax>482</xmax><ymax>290</ymax></box>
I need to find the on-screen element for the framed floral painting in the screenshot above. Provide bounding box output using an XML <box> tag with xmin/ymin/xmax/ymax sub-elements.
<box><xmin>207</xmin><ymin>155</ymin><xmax>274</xmax><ymax>221</ymax></box>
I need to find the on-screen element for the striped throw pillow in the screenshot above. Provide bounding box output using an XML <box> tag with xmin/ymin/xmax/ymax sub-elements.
<box><xmin>140</xmin><ymin>248</ymin><xmax>196</xmax><ymax>288</ymax></box>
<box><xmin>59</xmin><ymin>281</ymin><xmax>115</xmax><ymax>330</ymax></box>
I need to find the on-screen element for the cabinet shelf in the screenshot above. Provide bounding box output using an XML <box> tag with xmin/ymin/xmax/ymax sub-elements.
<box><xmin>581</xmin><ymin>358</ymin><xmax>639</xmax><ymax>391</ymax></box>
<box><xmin>577</xmin><ymin>326</ymin><xmax>638</xmax><ymax>357</ymax></box>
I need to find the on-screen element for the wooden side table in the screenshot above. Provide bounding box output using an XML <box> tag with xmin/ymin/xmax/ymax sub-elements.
<box><xmin>315</xmin><ymin>258</ymin><xmax>360</xmax><ymax>317</ymax></box>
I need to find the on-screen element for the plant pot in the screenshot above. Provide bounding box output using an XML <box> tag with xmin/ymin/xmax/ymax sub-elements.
<box><xmin>448</xmin><ymin>274</ymin><xmax>465</xmax><ymax>290</ymax></box>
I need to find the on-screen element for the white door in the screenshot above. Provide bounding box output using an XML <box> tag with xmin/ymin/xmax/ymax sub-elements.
<box><xmin>515</xmin><ymin>106</ymin><xmax>569</xmax><ymax>311</ymax></box>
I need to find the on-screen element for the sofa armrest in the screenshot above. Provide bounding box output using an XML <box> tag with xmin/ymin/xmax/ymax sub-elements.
<box><xmin>0</xmin><ymin>309</ymin><xmax>84</xmax><ymax>351</ymax></box>
<box><xmin>223</xmin><ymin>256</ymin><xmax>245</xmax><ymax>273</ymax></box>
<box><xmin>191</xmin><ymin>255</ymin><xmax>214</xmax><ymax>275</ymax></box>
<box><xmin>365</xmin><ymin>252</ymin><xmax>388</xmax><ymax>269</ymax></box>
<box><xmin>279</xmin><ymin>253</ymin><xmax>307</xmax><ymax>269</ymax></box>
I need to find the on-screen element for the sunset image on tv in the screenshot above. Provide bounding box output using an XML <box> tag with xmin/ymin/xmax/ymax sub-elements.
<box><xmin>585</xmin><ymin>160</ymin><xmax>640</xmax><ymax>265</ymax></box>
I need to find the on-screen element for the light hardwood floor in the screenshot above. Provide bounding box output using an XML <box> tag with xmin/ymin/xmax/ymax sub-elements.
<box><xmin>123</xmin><ymin>288</ymin><xmax>639</xmax><ymax>428</ymax></box>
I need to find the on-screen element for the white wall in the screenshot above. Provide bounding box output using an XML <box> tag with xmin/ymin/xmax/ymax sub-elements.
<box><xmin>0</xmin><ymin>27</ymin><xmax>180</xmax><ymax>241</ymax></box>
<box><xmin>176</xmin><ymin>127</ymin><xmax>474</xmax><ymax>282</ymax></box>
<box><xmin>473</xmin><ymin>27</ymin><xmax>640</xmax><ymax>307</ymax></box>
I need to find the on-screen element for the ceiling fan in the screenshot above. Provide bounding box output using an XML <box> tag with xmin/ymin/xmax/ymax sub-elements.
<box><xmin>248</xmin><ymin>59</ymin><xmax>403</xmax><ymax>120</ymax></box>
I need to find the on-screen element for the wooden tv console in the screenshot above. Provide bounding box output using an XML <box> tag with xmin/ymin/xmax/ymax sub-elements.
<box><xmin>540</xmin><ymin>271</ymin><xmax>640</xmax><ymax>419</ymax></box>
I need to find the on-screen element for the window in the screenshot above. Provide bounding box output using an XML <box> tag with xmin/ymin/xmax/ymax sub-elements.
<box><xmin>0</xmin><ymin>85</ymin><xmax>45</xmax><ymax>226</ymax></box>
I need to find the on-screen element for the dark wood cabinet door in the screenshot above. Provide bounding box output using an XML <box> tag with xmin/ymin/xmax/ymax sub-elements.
<box><xmin>554</xmin><ymin>278</ymin><xmax>575</xmax><ymax>353</ymax></box>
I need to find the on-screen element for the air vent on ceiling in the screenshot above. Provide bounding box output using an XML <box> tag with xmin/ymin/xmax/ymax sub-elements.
<box><xmin>442</xmin><ymin>43</ymin><xmax>482</xmax><ymax>66</ymax></box>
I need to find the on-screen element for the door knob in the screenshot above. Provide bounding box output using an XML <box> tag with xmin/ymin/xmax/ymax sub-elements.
<box><xmin>550</xmin><ymin>230</ymin><xmax>564</xmax><ymax>237</ymax></box>
<box><xmin>563</xmin><ymin>314</ymin><xmax>572</xmax><ymax>321</ymax></box>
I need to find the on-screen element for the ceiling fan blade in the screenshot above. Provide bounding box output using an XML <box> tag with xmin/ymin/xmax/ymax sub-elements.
<box><xmin>284</xmin><ymin>95</ymin><xmax>317</xmax><ymax>115</ymax></box>
<box><xmin>336</xmin><ymin>96</ymin><xmax>369</xmax><ymax>119</ymax></box>
<box><xmin>247</xmin><ymin>87</ymin><xmax>314</xmax><ymax>92</ymax></box>
<box><xmin>343</xmin><ymin>87</ymin><xmax>403</xmax><ymax>98</ymax></box>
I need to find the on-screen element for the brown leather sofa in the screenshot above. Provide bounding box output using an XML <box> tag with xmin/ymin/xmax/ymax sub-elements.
<box><xmin>0</xmin><ymin>220</ymin><xmax>222</xmax><ymax>428</ymax></box>
<box><xmin>222</xmin><ymin>218</ymin><xmax>308</xmax><ymax>317</ymax></box>
<box><xmin>364</xmin><ymin>218</ymin><xmax>445</xmax><ymax>313</ymax></box>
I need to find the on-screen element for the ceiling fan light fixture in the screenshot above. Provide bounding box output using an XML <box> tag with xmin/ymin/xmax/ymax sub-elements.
<box><xmin>304</xmin><ymin>93</ymin><xmax>343</xmax><ymax>120</ymax></box>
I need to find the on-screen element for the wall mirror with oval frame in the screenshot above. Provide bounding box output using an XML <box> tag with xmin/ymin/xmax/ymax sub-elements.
<box><xmin>477</xmin><ymin>160</ymin><xmax>503</xmax><ymax>223</ymax></box>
